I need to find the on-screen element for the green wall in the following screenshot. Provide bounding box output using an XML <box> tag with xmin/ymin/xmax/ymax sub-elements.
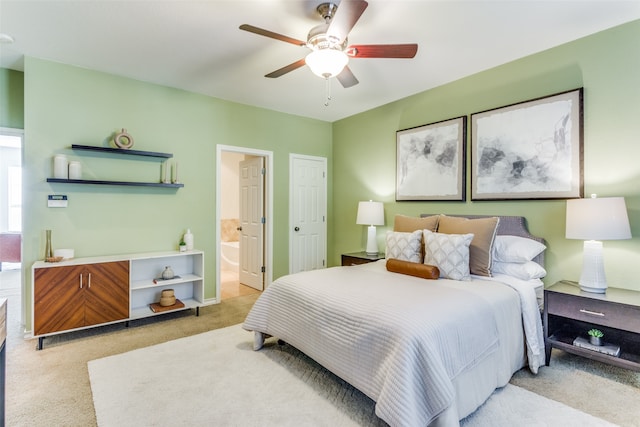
<box><xmin>333</xmin><ymin>20</ymin><xmax>640</xmax><ymax>291</ymax></box>
<box><xmin>0</xmin><ymin>68</ymin><xmax>24</xmax><ymax>128</ymax></box>
<box><xmin>22</xmin><ymin>57</ymin><xmax>332</xmax><ymax>331</ymax></box>
<box><xmin>11</xmin><ymin>19</ymin><xmax>640</xmax><ymax>333</ymax></box>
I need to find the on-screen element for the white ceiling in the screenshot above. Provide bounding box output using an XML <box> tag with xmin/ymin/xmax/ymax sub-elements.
<box><xmin>1</xmin><ymin>0</ymin><xmax>639</xmax><ymax>122</ymax></box>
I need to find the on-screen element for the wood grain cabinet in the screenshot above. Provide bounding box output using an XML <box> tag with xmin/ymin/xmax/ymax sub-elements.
<box><xmin>33</xmin><ymin>261</ymin><xmax>129</xmax><ymax>338</ymax></box>
<box><xmin>32</xmin><ymin>251</ymin><xmax>204</xmax><ymax>349</ymax></box>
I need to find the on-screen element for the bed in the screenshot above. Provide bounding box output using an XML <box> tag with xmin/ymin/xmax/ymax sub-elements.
<box><xmin>243</xmin><ymin>214</ymin><xmax>547</xmax><ymax>427</ymax></box>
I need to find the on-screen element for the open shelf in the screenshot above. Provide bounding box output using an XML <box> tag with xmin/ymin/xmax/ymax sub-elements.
<box><xmin>546</xmin><ymin>313</ymin><xmax>640</xmax><ymax>371</ymax></box>
<box><xmin>71</xmin><ymin>144</ymin><xmax>173</xmax><ymax>158</ymax></box>
<box><xmin>46</xmin><ymin>144</ymin><xmax>182</xmax><ymax>188</ymax></box>
<box><xmin>131</xmin><ymin>273</ymin><xmax>202</xmax><ymax>290</ymax></box>
<box><xmin>130</xmin><ymin>297</ymin><xmax>199</xmax><ymax>320</ymax></box>
<box><xmin>46</xmin><ymin>178</ymin><xmax>183</xmax><ymax>188</ymax></box>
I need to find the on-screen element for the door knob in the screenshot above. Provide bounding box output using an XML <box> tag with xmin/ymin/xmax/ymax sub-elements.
<box><xmin>237</xmin><ymin>226</ymin><xmax>242</xmax><ymax>231</ymax></box>
<box><xmin>294</xmin><ymin>227</ymin><xmax>300</xmax><ymax>232</ymax></box>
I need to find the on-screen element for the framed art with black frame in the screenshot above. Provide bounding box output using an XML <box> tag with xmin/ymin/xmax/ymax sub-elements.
<box><xmin>471</xmin><ymin>88</ymin><xmax>583</xmax><ymax>200</ymax></box>
<box><xmin>396</xmin><ymin>116</ymin><xmax>467</xmax><ymax>201</ymax></box>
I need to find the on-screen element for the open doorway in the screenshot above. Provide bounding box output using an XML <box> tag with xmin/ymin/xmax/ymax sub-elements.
<box><xmin>216</xmin><ymin>145</ymin><xmax>273</xmax><ymax>302</ymax></box>
<box><xmin>0</xmin><ymin>128</ymin><xmax>24</xmax><ymax>332</ymax></box>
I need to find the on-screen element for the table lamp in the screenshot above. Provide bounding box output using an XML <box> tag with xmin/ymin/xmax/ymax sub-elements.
<box><xmin>356</xmin><ymin>201</ymin><xmax>384</xmax><ymax>255</ymax></box>
<box><xmin>565</xmin><ymin>195</ymin><xmax>632</xmax><ymax>293</ymax></box>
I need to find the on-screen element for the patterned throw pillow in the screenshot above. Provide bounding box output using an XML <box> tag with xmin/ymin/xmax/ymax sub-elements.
<box><xmin>423</xmin><ymin>229</ymin><xmax>473</xmax><ymax>281</ymax></box>
<box><xmin>385</xmin><ymin>230</ymin><xmax>423</xmax><ymax>263</ymax></box>
<box><xmin>437</xmin><ymin>215</ymin><xmax>499</xmax><ymax>277</ymax></box>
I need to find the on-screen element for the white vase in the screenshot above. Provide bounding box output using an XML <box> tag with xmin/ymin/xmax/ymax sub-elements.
<box><xmin>68</xmin><ymin>161</ymin><xmax>82</xmax><ymax>180</ymax></box>
<box><xmin>53</xmin><ymin>155</ymin><xmax>68</xmax><ymax>179</ymax></box>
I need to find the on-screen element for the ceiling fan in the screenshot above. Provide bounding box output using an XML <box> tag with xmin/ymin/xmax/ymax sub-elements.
<box><xmin>239</xmin><ymin>0</ymin><xmax>418</xmax><ymax>88</ymax></box>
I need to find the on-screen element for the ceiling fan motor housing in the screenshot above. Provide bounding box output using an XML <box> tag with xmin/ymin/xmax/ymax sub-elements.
<box><xmin>316</xmin><ymin>3</ymin><xmax>339</xmax><ymax>21</ymax></box>
<box><xmin>307</xmin><ymin>23</ymin><xmax>347</xmax><ymax>52</ymax></box>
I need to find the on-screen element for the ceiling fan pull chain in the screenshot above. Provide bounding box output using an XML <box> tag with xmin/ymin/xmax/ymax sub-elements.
<box><xmin>324</xmin><ymin>77</ymin><xmax>331</xmax><ymax>107</ymax></box>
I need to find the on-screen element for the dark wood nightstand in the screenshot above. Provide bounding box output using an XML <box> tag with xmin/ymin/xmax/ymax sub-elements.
<box><xmin>544</xmin><ymin>280</ymin><xmax>640</xmax><ymax>371</ymax></box>
<box><xmin>341</xmin><ymin>252</ymin><xmax>385</xmax><ymax>266</ymax></box>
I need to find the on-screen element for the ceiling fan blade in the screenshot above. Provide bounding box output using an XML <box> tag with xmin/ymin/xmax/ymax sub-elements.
<box><xmin>265</xmin><ymin>58</ymin><xmax>307</xmax><ymax>78</ymax></box>
<box><xmin>239</xmin><ymin>24</ymin><xmax>306</xmax><ymax>47</ymax></box>
<box><xmin>327</xmin><ymin>0</ymin><xmax>368</xmax><ymax>43</ymax></box>
<box><xmin>337</xmin><ymin>66</ymin><xmax>359</xmax><ymax>88</ymax></box>
<box><xmin>347</xmin><ymin>44</ymin><xmax>418</xmax><ymax>58</ymax></box>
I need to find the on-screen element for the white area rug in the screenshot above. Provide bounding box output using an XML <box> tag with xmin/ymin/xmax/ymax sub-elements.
<box><xmin>88</xmin><ymin>324</ymin><xmax>616</xmax><ymax>427</ymax></box>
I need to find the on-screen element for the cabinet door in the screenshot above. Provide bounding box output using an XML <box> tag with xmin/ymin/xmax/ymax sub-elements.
<box><xmin>34</xmin><ymin>265</ymin><xmax>86</xmax><ymax>335</ymax></box>
<box><xmin>84</xmin><ymin>261</ymin><xmax>130</xmax><ymax>326</ymax></box>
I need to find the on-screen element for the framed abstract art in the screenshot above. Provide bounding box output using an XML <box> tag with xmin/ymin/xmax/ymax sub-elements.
<box><xmin>471</xmin><ymin>88</ymin><xmax>583</xmax><ymax>200</ymax></box>
<box><xmin>396</xmin><ymin>116</ymin><xmax>466</xmax><ymax>201</ymax></box>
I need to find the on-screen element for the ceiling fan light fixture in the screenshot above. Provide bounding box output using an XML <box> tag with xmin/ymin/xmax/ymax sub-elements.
<box><xmin>305</xmin><ymin>48</ymin><xmax>348</xmax><ymax>79</ymax></box>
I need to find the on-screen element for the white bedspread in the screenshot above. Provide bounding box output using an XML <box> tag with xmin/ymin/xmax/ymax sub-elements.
<box><xmin>474</xmin><ymin>273</ymin><xmax>545</xmax><ymax>373</ymax></box>
<box><xmin>243</xmin><ymin>261</ymin><xmax>543</xmax><ymax>426</ymax></box>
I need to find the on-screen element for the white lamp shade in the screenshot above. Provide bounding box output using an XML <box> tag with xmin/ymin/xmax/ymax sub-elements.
<box><xmin>305</xmin><ymin>49</ymin><xmax>348</xmax><ymax>78</ymax></box>
<box><xmin>356</xmin><ymin>201</ymin><xmax>384</xmax><ymax>226</ymax></box>
<box><xmin>566</xmin><ymin>196</ymin><xmax>632</xmax><ymax>240</ymax></box>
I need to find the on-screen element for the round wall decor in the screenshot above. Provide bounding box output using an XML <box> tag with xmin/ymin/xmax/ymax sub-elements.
<box><xmin>114</xmin><ymin>128</ymin><xmax>134</xmax><ymax>149</ymax></box>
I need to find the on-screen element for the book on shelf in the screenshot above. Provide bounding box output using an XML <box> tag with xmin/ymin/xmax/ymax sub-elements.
<box><xmin>573</xmin><ymin>336</ymin><xmax>620</xmax><ymax>357</ymax></box>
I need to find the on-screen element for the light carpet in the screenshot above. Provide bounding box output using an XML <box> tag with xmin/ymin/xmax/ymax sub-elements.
<box><xmin>88</xmin><ymin>324</ymin><xmax>616</xmax><ymax>427</ymax></box>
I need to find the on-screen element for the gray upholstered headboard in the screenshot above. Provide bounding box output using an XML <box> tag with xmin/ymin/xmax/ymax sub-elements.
<box><xmin>420</xmin><ymin>214</ymin><xmax>546</xmax><ymax>267</ymax></box>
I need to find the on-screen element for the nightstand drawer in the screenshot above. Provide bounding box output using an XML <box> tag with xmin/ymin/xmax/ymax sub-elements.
<box><xmin>547</xmin><ymin>292</ymin><xmax>640</xmax><ymax>333</ymax></box>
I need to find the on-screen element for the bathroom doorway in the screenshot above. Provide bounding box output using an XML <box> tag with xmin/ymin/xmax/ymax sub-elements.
<box><xmin>216</xmin><ymin>145</ymin><xmax>273</xmax><ymax>301</ymax></box>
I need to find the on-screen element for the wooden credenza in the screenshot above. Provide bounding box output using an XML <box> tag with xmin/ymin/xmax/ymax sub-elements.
<box><xmin>33</xmin><ymin>261</ymin><xmax>129</xmax><ymax>336</ymax></box>
<box><xmin>32</xmin><ymin>250</ymin><xmax>204</xmax><ymax>349</ymax></box>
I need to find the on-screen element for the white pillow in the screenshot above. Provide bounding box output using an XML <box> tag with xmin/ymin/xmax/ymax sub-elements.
<box><xmin>493</xmin><ymin>235</ymin><xmax>546</xmax><ymax>263</ymax></box>
<box><xmin>385</xmin><ymin>230</ymin><xmax>422</xmax><ymax>263</ymax></box>
<box><xmin>492</xmin><ymin>261</ymin><xmax>547</xmax><ymax>280</ymax></box>
<box><xmin>423</xmin><ymin>229</ymin><xmax>473</xmax><ymax>281</ymax></box>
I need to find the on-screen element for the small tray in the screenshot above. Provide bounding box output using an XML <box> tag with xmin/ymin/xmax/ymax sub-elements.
<box><xmin>149</xmin><ymin>299</ymin><xmax>185</xmax><ymax>313</ymax></box>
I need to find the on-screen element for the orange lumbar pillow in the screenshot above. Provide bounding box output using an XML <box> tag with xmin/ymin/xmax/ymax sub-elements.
<box><xmin>386</xmin><ymin>258</ymin><xmax>440</xmax><ymax>280</ymax></box>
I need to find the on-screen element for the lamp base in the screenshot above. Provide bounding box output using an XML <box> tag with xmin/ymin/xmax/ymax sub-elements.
<box><xmin>578</xmin><ymin>240</ymin><xmax>607</xmax><ymax>293</ymax></box>
<box><xmin>365</xmin><ymin>225</ymin><xmax>378</xmax><ymax>255</ymax></box>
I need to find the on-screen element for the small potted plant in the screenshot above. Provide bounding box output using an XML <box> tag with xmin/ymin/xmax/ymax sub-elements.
<box><xmin>588</xmin><ymin>328</ymin><xmax>604</xmax><ymax>346</ymax></box>
<box><xmin>179</xmin><ymin>239</ymin><xmax>187</xmax><ymax>252</ymax></box>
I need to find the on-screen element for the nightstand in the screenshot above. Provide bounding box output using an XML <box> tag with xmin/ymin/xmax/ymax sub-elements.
<box><xmin>544</xmin><ymin>280</ymin><xmax>640</xmax><ymax>371</ymax></box>
<box><xmin>341</xmin><ymin>252</ymin><xmax>385</xmax><ymax>266</ymax></box>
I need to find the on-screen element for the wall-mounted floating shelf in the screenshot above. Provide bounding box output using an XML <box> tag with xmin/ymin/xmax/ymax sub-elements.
<box><xmin>47</xmin><ymin>144</ymin><xmax>183</xmax><ymax>188</ymax></box>
<box><xmin>46</xmin><ymin>178</ymin><xmax>184</xmax><ymax>188</ymax></box>
<box><xmin>71</xmin><ymin>144</ymin><xmax>173</xmax><ymax>158</ymax></box>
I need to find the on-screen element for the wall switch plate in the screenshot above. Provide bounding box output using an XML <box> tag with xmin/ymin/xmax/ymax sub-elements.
<box><xmin>48</xmin><ymin>194</ymin><xmax>68</xmax><ymax>208</ymax></box>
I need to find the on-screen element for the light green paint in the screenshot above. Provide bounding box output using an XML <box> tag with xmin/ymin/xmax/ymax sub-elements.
<box><xmin>0</xmin><ymin>68</ymin><xmax>24</xmax><ymax>128</ymax></box>
<box><xmin>22</xmin><ymin>57</ymin><xmax>332</xmax><ymax>331</ymax></box>
<box><xmin>12</xmin><ymin>19</ymin><xmax>640</xmax><ymax>333</ymax></box>
<box><xmin>333</xmin><ymin>20</ymin><xmax>640</xmax><ymax>290</ymax></box>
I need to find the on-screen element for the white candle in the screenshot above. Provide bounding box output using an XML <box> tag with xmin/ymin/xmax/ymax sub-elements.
<box><xmin>53</xmin><ymin>155</ymin><xmax>68</xmax><ymax>179</ymax></box>
<box><xmin>68</xmin><ymin>161</ymin><xmax>82</xmax><ymax>180</ymax></box>
<box><xmin>163</xmin><ymin>161</ymin><xmax>169</xmax><ymax>183</ymax></box>
<box><xmin>173</xmin><ymin>161</ymin><xmax>179</xmax><ymax>183</ymax></box>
